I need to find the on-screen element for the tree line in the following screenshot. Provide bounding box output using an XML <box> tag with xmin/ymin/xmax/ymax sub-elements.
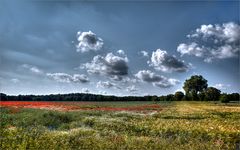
<box><xmin>0</xmin><ymin>75</ymin><xmax>239</xmax><ymax>102</ymax></box>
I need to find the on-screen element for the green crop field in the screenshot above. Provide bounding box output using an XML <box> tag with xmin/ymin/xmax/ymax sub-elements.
<box><xmin>1</xmin><ymin>101</ymin><xmax>240</xmax><ymax>150</ymax></box>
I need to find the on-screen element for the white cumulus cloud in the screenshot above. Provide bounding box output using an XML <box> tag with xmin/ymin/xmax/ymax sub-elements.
<box><xmin>135</xmin><ymin>70</ymin><xmax>180</xmax><ymax>88</ymax></box>
<box><xmin>178</xmin><ymin>22</ymin><xmax>240</xmax><ymax>62</ymax></box>
<box><xmin>126</xmin><ymin>85</ymin><xmax>138</xmax><ymax>92</ymax></box>
<box><xmin>135</xmin><ymin>70</ymin><xmax>164</xmax><ymax>82</ymax></box>
<box><xmin>148</xmin><ymin>49</ymin><xmax>189</xmax><ymax>72</ymax></box>
<box><xmin>46</xmin><ymin>73</ymin><xmax>89</xmax><ymax>83</ymax></box>
<box><xmin>117</xmin><ymin>49</ymin><xmax>125</xmax><ymax>55</ymax></box>
<box><xmin>76</xmin><ymin>31</ymin><xmax>104</xmax><ymax>53</ymax></box>
<box><xmin>96</xmin><ymin>81</ymin><xmax>121</xmax><ymax>89</ymax></box>
<box><xmin>81</xmin><ymin>52</ymin><xmax>128</xmax><ymax>77</ymax></box>
<box><xmin>153</xmin><ymin>78</ymin><xmax>180</xmax><ymax>88</ymax></box>
<box><xmin>140</xmin><ymin>50</ymin><xmax>149</xmax><ymax>57</ymax></box>
<box><xmin>97</xmin><ymin>81</ymin><xmax>114</xmax><ymax>88</ymax></box>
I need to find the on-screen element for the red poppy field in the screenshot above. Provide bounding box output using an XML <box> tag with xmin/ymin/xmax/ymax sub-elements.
<box><xmin>0</xmin><ymin>101</ymin><xmax>162</xmax><ymax>112</ymax></box>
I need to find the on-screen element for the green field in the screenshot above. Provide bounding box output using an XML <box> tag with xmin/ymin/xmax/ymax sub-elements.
<box><xmin>1</xmin><ymin>101</ymin><xmax>240</xmax><ymax>150</ymax></box>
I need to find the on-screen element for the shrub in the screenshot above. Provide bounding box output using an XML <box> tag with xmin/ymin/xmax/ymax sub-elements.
<box><xmin>183</xmin><ymin>94</ymin><xmax>192</xmax><ymax>101</ymax></box>
<box><xmin>174</xmin><ymin>91</ymin><xmax>184</xmax><ymax>101</ymax></box>
<box><xmin>220</xmin><ymin>94</ymin><xmax>230</xmax><ymax>103</ymax></box>
<box><xmin>39</xmin><ymin>112</ymin><xmax>74</xmax><ymax>129</ymax></box>
<box><xmin>228</xmin><ymin>93</ymin><xmax>240</xmax><ymax>101</ymax></box>
<box><xmin>204</xmin><ymin>87</ymin><xmax>221</xmax><ymax>101</ymax></box>
<box><xmin>166</xmin><ymin>94</ymin><xmax>174</xmax><ymax>101</ymax></box>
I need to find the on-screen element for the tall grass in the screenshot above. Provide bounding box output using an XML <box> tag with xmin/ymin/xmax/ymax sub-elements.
<box><xmin>1</xmin><ymin>101</ymin><xmax>239</xmax><ymax>149</ymax></box>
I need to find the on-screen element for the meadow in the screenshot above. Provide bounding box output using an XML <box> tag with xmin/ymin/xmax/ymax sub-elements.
<box><xmin>1</xmin><ymin>101</ymin><xmax>240</xmax><ymax>150</ymax></box>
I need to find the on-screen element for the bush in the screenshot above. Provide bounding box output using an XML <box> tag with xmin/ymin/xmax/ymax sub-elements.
<box><xmin>204</xmin><ymin>87</ymin><xmax>221</xmax><ymax>101</ymax></box>
<box><xmin>174</xmin><ymin>91</ymin><xmax>184</xmax><ymax>101</ymax></box>
<box><xmin>166</xmin><ymin>94</ymin><xmax>174</xmax><ymax>101</ymax></box>
<box><xmin>183</xmin><ymin>94</ymin><xmax>192</xmax><ymax>101</ymax></box>
<box><xmin>39</xmin><ymin>112</ymin><xmax>74</xmax><ymax>129</ymax></box>
<box><xmin>220</xmin><ymin>94</ymin><xmax>230</xmax><ymax>103</ymax></box>
<box><xmin>228</xmin><ymin>93</ymin><xmax>240</xmax><ymax>101</ymax></box>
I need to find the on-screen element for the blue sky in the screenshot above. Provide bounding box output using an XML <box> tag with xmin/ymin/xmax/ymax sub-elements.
<box><xmin>0</xmin><ymin>0</ymin><xmax>239</xmax><ymax>96</ymax></box>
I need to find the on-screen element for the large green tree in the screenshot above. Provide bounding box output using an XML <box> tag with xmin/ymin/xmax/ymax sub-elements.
<box><xmin>183</xmin><ymin>75</ymin><xmax>208</xmax><ymax>100</ymax></box>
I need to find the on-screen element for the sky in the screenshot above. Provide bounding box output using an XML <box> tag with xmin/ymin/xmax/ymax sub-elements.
<box><xmin>0</xmin><ymin>0</ymin><xmax>239</xmax><ymax>96</ymax></box>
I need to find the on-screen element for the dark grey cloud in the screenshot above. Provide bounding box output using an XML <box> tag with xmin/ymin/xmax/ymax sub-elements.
<box><xmin>81</xmin><ymin>52</ymin><xmax>128</xmax><ymax>77</ymax></box>
<box><xmin>46</xmin><ymin>73</ymin><xmax>89</xmax><ymax>83</ymax></box>
<box><xmin>76</xmin><ymin>31</ymin><xmax>104</xmax><ymax>53</ymax></box>
<box><xmin>148</xmin><ymin>49</ymin><xmax>189</xmax><ymax>72</ymax></box>
<box><xmin>177</xmin><ymin>22</ymin><xmax>240</xmax><ymax>62</ymax></box>
<box><xmin>135</xmin><ymin>70</ymin><xmax>180</xmax><ymax>88</ymax></box>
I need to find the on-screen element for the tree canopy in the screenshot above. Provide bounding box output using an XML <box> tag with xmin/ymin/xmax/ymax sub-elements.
<box><xmin>174</xmin><ymin>91</ymin><xmax>184</xmax><ymax>101</ymax></box>
<box><xmin>183</xmin><ymin>75</ymin><xmax>208</xmax><ymax>98</ymax></box>
<box><xmin>204</xmin><ymin>87</ymin><xmax>221</xmax><ymax>101</ymax></box>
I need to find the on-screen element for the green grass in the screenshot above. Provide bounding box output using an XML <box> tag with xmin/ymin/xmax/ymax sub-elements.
<box><xmin>1</xmin><ymin>101</ymin><xmax>240</xmax><ymax>150</ymax></box>
<box><xmin>66</xmin><ymin>101</ymin><xmax>164</xmax><ymax>108</ymax></box>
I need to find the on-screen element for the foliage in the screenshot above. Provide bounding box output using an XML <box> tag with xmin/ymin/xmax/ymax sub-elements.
<box><xmin>174</xmin><ymin>91</ymin><xmax>184</xmax><ymax>101</ymax></box>
<box><xmin>0</xmin><ymin>93</ymin><xmax>160</xmax><ymax>102</ymax></box>
<box><xmin>220</xmin><ymin>94</ymin><xmax>230</xmax><ymax>103</ymax></box>
<box><xmin>198</xmin><ymin>92</ymin><xmax>205</xmax><ymax>101</ymax></box>
<box><xmin>228</xmin><ymin>93</ymin><xmax>240</xmax><ymax>101</ymax></box>
<box><xmin>2</xmin><ymin>92</ymin><xmax>239</xmax><ymax>102</ymax></box>
<box><xmin>204</xmin><ymin>87</ymin><xmax>221</xmax><ymax>101</ymax></box>
<box><xmin>183</xmin><ymin>75</ymin><xmax>208</xmax><ymax>100</ymax></box>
